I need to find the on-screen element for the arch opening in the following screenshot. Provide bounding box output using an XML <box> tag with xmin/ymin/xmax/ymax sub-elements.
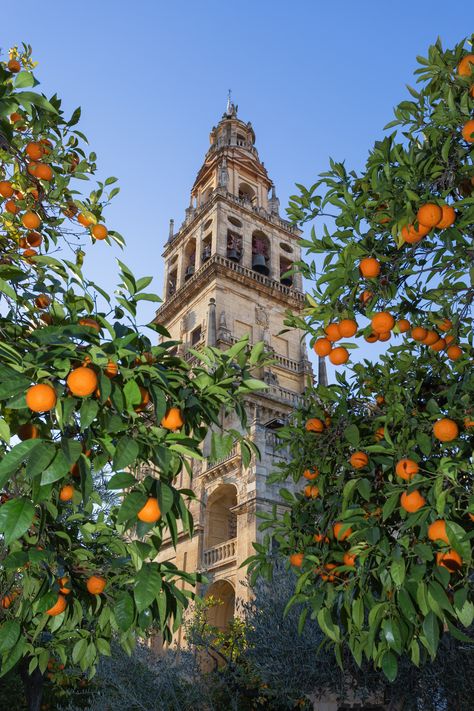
<box><xmin>205</xmin><ymin>484</ymin><xmax>237</xmax><ymax>549</ymax></box>
<box><xmin>184</xmin><ymin>238</ymin><xmax>196</xmax><ymax>281</ymax></box>
<box><xmin>252</xmin><ymin>230</ymin><xmax>270</xmax><ymax>276</ymax></box>
<box><xmin>204</xmin><ymin>579</ymin><xmax>235</xmax><ymax>631</ymax></box>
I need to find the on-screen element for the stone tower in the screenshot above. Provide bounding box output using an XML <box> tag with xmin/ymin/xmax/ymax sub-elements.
<box><xmin>154</xmin><ymin>99</ymin><xmax>313</xmax><ymax>633</ymax></box>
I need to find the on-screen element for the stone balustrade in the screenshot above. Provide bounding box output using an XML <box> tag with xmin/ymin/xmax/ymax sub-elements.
<box><xmin>203</xmin><ymin>538</ymin><xmax>237</xmax><ymax>568</ymax></box>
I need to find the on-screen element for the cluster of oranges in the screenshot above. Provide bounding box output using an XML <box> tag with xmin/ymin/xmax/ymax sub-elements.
<box><xmin>400</xmin><ymin>202</ymin><xmax>456</xmax><ymax>245</ymax></box>
<box><xmin>313</xmin><ymin>318</ymin><xmax>357</xmax><ymax>364</ymax></box>
<box><xmin>458</xmin><ymin>53</ymin><xmax>474</xmax><ymax>142</ymax></box>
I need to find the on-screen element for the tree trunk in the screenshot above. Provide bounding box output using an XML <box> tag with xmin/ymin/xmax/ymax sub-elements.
<box><xmin>19</xmin><ymin>658</ymin><xmax>44</xmax><ymax>711</ymax></box>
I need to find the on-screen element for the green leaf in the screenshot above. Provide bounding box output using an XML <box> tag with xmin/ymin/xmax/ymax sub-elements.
<box><xmin>14</xmin><ymin>71</ymin><xmax>35</xmax><ymax>88</ymax></box>
<box><xmin>72</xmin><ymin>638</ymin><xmax>88</xmax><ymax>665</ymax></box>
<box><xmin>382</xmin><ymin>651</ymin><xmax>398</xmax><ymax>681</ymax></box>
<box><xmin>114</xmin><ymin>592</ymin><xmax>135</xmax><ymax>632</ymax></box>
<box><xmin>15</xmin><ymin>90</ymin><xmax>58</xmax><ymax>113</ymax></box>
<box><xmin>422</xmin><ymin>611</ymin><xmax>440</xmax><ymax>657</ymax></box>
<box><xmin>26</xmin><ymin>442</ymin><xmax>56</xmax><ymax>478</ymax></box>
<box><xmin>107</xmin><ymin>471</ymin><xmax>137</xmax><ymax>489</ymax></box>
<box><xmin>80</xmin><ymin>399</ymin><xmax>99</xmax><ymax>429</ymax></box>
<box><xmin>390</xmin><ymin>558</ymin><xmax>406</xmax><ymax>586</ymax></box>
<box><xmin>113</xmin><ymin>436</ymin><xmax>139</xmax><ymax>471</ymax></box>
<box><xmin>0</xmin><ymin>497</ymin><xmax>35</xmax><ymax>545</ymax></box>
<box><xmin>157</xmin><ymin>481</ymin><xmax>174</xmax><ymax>517</ymax></box>
<box><xmin>344</xmin><ymin>424</ymin><xmax>360</xmax><ymax>446</ymax></box>
<box><xmin>116</xmin><ymin>491</ymin><xmax>147</xmax><ymax>524</ymax></box>
<box><xmin>0</xmin><ymin>635</ymin><xmax>25</xmax><ymax>677</ymax></box>
<box><xmin>317</xmin><ymin>607</ymin><xmax>340</xmax><ymax>643</ymax></box>
<box><xmin>0</xmin><ymin>620</ymin><xmax>21</xmax><ymax>653</ymax></box>
<box><xmin>134</xmin><ymin>564</ymin><xmax>162</xmax><ymax>612</ymax></box>
<box><xmin>0</xmin><ymin>439</ymin><xmax>39</xmax><ymax>487</ymax></box>
<box><xmin>40</xmin><ymin>449</ymin><xmax>70</xmax><ymax>485</ymax></box>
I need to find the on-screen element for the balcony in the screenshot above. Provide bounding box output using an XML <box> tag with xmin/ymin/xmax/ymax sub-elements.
<box><xmin>203</xmin><ymin>538</ymin><xmax>237</xmax><ymax>570</ymax></box>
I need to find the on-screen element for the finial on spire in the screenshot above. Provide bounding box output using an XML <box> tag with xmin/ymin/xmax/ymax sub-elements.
<box><xmin>226</xmin><ymin>89</ymin><xmax>232</xmax><ymax>115</ymax></box>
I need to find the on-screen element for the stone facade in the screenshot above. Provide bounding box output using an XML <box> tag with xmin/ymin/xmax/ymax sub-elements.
<box><xmin>154</xmin><ymin>100</ymin><xmax>315</xmax><ymax>633</ymax></box>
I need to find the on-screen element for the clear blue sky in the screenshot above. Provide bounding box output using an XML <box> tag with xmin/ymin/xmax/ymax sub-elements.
<box><xmin>1</xmin><ymin>1</ymin><xmax>468</xmax><ymax>377</ymax></box>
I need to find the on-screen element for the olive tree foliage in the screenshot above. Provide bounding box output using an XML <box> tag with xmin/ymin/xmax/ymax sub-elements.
<box><xmin>0</xmin><ymin>42</ymin><xmax>265</xmax><ymax>695</ymax></box>
<box><xmin>247</xmin><ymin>36</ymin><xmax>474</xmax><ymax>680</ymax></box>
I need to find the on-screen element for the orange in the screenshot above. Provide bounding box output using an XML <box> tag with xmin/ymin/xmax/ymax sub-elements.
<box><xmin>464</xmin><ymin>417</ymin><xmax>474</xmax><ymax>429</ymax></box>
<box><xmin>343</xmin><ymin>552</ymin><xmax>356</xmax><ymax>567</ymax></box>
<box><xmin>46</xmin><ymin>595</ymin><xmax>67</xmax><ymax>616</ymax></box>
<box><xmin>417</xmin><ymin>203</ymin><xmax>442</xmax><ymax>228</ymax></box>
<box><xmin>35</xmin><ymin>164</ymin><xmax>54</xmax><ymax>181</ymax></box>
<box><xmin>78</xmin><ymin>213</ymin><xmax>93</xmax><ymax>227</ymax></box>
<box><xmin>446</xmin><ymin>345</ymin><xmax>462</xmax><ymax>361</ymax></box>
<box><xmin>375</xmin><ymin>426</ymin><xmax>385</xmax><ymax>441</ymax></box>
<box><xmin>396</xmin><ymin>319</ymin><xmax>410</xmax><ymax>333</ymax></box>
<box><xmin>422</xmin><ymin>330</ymin><xmax>440</xmax><ymax>346</ymax></box>
<box><xmin>333</xmin><ymin>522</ymin><xmax>352</xmax><ymax>541</ymax></box>
<box><xmin>411</xmin><ymin>326</ymin><xmax>427</xmax><ymax>341</ymax></box>
<box><xmin>1</xmin><ymin>593</ymin><xmax>17</xmax><ymax>609</ymax></box>
<box><xmin>304</xmin><ymin>484</ymin><xmax>319</xmax><ymax>498</ymax></box>
<box><xmin>17</xmin><ymin>423</ymin><xmax>41</xmax><ymax>440</ymax></box>
<box><xmin>0</xmin><ymin>180</ymin><xmax>14</xmax><ymax>198</ymax></box>
<box><xmin>462</xmin><ymin>120</ymin><xmax>474</xmax><ymax>143</ymax></box>
<box><xmin>134</xmin><ymin>387</ymin><xmax>151</xmax><ymax>412</ymax></box>
<box><xmin>26</xmin><ymin>142</ymin><xmax>43</xmax><ymax>160</ymax></box>
<box><xmin>78</xmin><ymin>317</ymin><xmax>101</xmax><ymax>331</ymax></box>
<box><xmin>378</xmin><ymin>331</ymin><xmax>391</xmax><ymax>342</ymax></box>
<box><xmin>305</xmin><ymin>418</ymin><xmax>325</xmax><ymax>433</ymax></box>
<box><xmin>371</xmin><ymin>312</ymin><xmax>395</xmax><ymax>333</ymax></box>
<box><xmin>436</xmin><ymin>549</ymin><xmax>462</xmax><ymax>572</ymax></box>
<box><xmin>400</xmin><ymin>490</ymin><xmax>426</xmax><ymax>513</ymax></box>
<box><xmin>375</xmin><ymin>395</ymin><xmax>385</xmax><ymax>405</ymax></box>
<box><xmin>320</xmin><ymin>563</ymin><xmax>338</xmax><ymax>582</ymax></box>
<box><xmin>22</xmin><ymin>248</ymin><xmax>38</xmax><ymax>259</ymax></box>
<box><xmin>86</xmin><ymin>575</ymin><xmax>106</xmax><ymax>594</ymax></box>
<box><xmin>137</xmin><ymin>497</ymin><xmax>161</xmax><ymax>523</ymax></box>
<box><xmin>58</xmin><ymin>577</ymin><xmax>72</xmax><ymax>595</ymax></box>
<box><xmin>338</xmin><ymin>319</ymin><xmax>358</xmax><ymax>338</ymax></box>
<box><xmin>360</xmin><ymin>290</ymin><xmax>373</xmax><ymax>305</ymax></box>
<box><xmin>313</xmin><ymin>338</ymin><xmax>332</xmax><ymax>357</ymax></box>
<box><xmin>160</xmin><ymin>406</ymin><xmax>184</xmax><ymax>429</ymax></box>
<box><xmin>365</xmin><ymin>332</ymin><xmax>378</xmax><ymax>343</ymax></box>
<box><xmin>289</xmin><ymin>552</ymin><xmax>304</xmax><ymax>567</ymax></box>
<box><xmin>359</xmin><ymin>257</ymin><xmax>381</xmax><ymax>278</ymax></box>
<box><xmin>325</xmin><ymin>323</ymin><xmax>341</xmax><ymax>342</ymax></box>
<box><xmin>35</xmin><ymin>294</ymin><xmax>51</xmax><ymax>310</ymax></box>
<box><xmin>395</xmin><ymin>458</ymin><xmax>419</xmax><ymax>481</ymax></box>
<box><xmin>67</xmin><ymin>367</ymin><xmax>98</xmax><ymax>397</ymax></box>
<box><xmin>26</xmin><ymin>383</ymin><xmax>57</xmax><ymax>412</ymax></box>
<box><xmin>104</xmin><ymin>361</ymin><xmax>119</xmax><ymax>378</ymax></box>
<box><xmin>27</xmin><ymin>161</ymin><xmax>39</xmax><ymax>176</ymax></box>
<box><xmin>436</xmin><ymin>205</ymin><xmax>456</xmax><ymax>229</ymax></box>
<box><xmin>329</xmin><ymin>346</ymin><xmax>349</xmax><ymax>365</ymax></box>
<box><xmin>433</xmin><ymin>418</ymin><xmax>458</xmax><ymax>442</ymax></box>
<box><xmin>430</xmin><ymin>338</ymin><xmax>446</xmax><ymax>352</ymax></box>
<box><xmin>438</xmin><ymin>318</ymin><xmax>452</xmax><ymax>332</ymax></box>
<box><xmin>313</xmin><ymin>533</ymin><xmax>328</xmax><ymax>543</ymax></box>
<box><xmin>7</xmin><ymin>59</ymin><xmax>21</xmax><ymax>73</ymax></box>
<box><xmin>303</xmin><ymin>467</ymin><xmax>319</xmax><ymax>480</ymax></box>
<box><xmin>401</xmin><ymin>223</ymin><xmax>430</xmax><ymax>244</ymax></box>
<box><xmin>91</xmin><ymin>224</ymin><xmax>108</xmax><ymax>240</ymax></box>
<box><xmin>350</xmin><ymin>451</ymin><xmax>368</xmax><ymax>469</ymax></box>
<box><xmin>22</xmin><ymin>212</ymin><xmax>41</xmax><ymax>230</ymax></box>
<box><xmin>59</xmin><ymin>485</ymin><xmax>74</xmax><ymax>502</ymax></box>
<box><xmin>27</xmin><ymin>231</ymin><xmax>43</xmax><ymax>247</ymax></box>
<box><xmin>5</xmin><ymin>199</ymin><xmax>19</xmax><ymax>214</ymax></box>
<box><xmin>427</xmin><ymin>519</ymin><xmax>449</xmax><ymax>544</ymax></box>
<box><xmin>458</xmin><ymin>54</ymin><xmax>474</xmax><ymax>76</ymax></box>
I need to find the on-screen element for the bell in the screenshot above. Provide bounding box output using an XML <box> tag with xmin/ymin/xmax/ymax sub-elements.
<box><xmin>202</xmin><ymin>247</ymin><xmax>211</xmax><ymax>263</ymax></box>
<box><xmin>227</xmin><ymin>248</ymin><xmax>240</xmax><ymax>262</ymax></box>
<box><xmin>252</xmin><ymin>253</ymin><xmax>269</xmax><ymax>275</ymax></box>
<box><xmin>184</xmin><ymin>265</ymin><xmax>195</xmax><ymax>281</ymax></box>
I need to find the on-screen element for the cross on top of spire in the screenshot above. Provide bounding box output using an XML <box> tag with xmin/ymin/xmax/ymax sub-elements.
<box><xmin>224</xmin><ymin>89</ymin><xmax>238</xmax><ymax>118</ymax></box>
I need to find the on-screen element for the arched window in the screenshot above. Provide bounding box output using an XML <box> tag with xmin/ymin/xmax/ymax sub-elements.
<box><xmin>205</xmin><ymin>580</ymin><xmax>235</xmax><ymax>631</ymax></box>
<box><xmin>201</xmin><ymin>233</ymin><xmax>212</xmax><ymax>263</ymax></box>
<box><xmin>227</xmin><ymin>229</ymin><xmax>242</xmax><ymax>263</ymax></box>
<box><xmin>252</xmin><ymin>230</ymin><xmax>270</xmax><ymax>276</ymax></box>
<box><xmin>238</xmin><ymin>182</ymin><xmax>256</xmax><ymax>205</ymax></box>
<box><xmin>184</xmin><ymin>238</ymin><xmax>196</xmax><ymax>281</ymax></box>
<box><xmin>167</xmin><ymin>268</ymin><xmax>177</xmax><ymax>297</ymax></box>
<box><xmin>205</xmin><ymin>484</ymin><xmax>237</xmax><ymax>549</ymax></box>
<box><xmin>201</xmin><ymin>186</ymin><xmax>213</xmax><ymax>205</ymax></box>
<box><xmin>280</xmin><ymin>256</ymin><xmax>293</xmax><ymax>286</ymax></box>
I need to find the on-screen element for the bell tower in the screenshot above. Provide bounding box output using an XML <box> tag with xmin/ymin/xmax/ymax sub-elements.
<box><xmin>154</xmin><ymin>99</ymin><xmax>313</xmax><ymax>628</ymax></box>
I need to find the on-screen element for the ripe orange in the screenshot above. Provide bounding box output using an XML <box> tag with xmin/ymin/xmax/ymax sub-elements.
<box><xmin>401</xmin><ymin>223</ymin><xmax>430</xmax><ymax>244</ymax></box>
<box><xmin>26</xmin><ymin>142</ymin><xmax>43</xmax><ymax>160</ymax></box>
<box><xmin>313</xmin><ymin>338</ymin><xmax>332</xmax><ymax>357</ymax></box>
<box><xmin>78</xmin><ymin>317</ymin><xmax>101</xmax><ymax>331</ymax></box>
<box><xmin>422</xmin><ymin>330</ymin><xmax>440</xmax><ymax>346</ymax></box>
<box><xmin>343</xmin><ymin>552</ymin><xmax>356</xmax><ymax>567</ymax></box>
<box><xmin>329</xmin><ymin>346</ymin><xmax>349</xmax><ymax>365</ymax></box>
<box><xmin>303</xmin><ymin>467</ymin><xmax>319</xmax><ymax>480</ymax></box>
<box><xmin>400</xmin><ymin>490</ymin><xmax>426</xmax><ymax>513</ymax></box>
<box><xmin>7</xmin><ymin>59</ymin><xmax>21</xmax><ymax>73</ymax></box>
<box><xmin>46</xmin><ymin>595</ymin><xmax>67</xmax><ymax>616</ymax></box>
<box><xmin>360</xmin><ymin>290</ymin><xmax>374</xmax><ymax>305</ymax></box>
<box><xmin>34</xmin><ymin>294</ymin><xmax>51</xmax><ymax>310</ymax></box>
<box><xmin>338</xmin><ymin>318</ymin><xmax>358</xmax><ymax>338</ymax></box>
<box><xmin>446</xmin><ymin>345</ymin><xmax>462</xmax><ymax>361</ymax></box>
<box><xmin>396</xmin><ymin>318</ymin><xmax>410</xmax><ymax>333</ymax></box>
<box><xmin>313</xmin><ymin>533</ymin><xmax>328</xmax><ymax>543</ymax></box>
<box><xmin>91</xmin><ymin>224</ymin><xmax>108</xmax><ymax>240</ymax></box>
<box><xmin>325</xmin><ymin>323</ymin><xmax>341</xmax><ymax>342</ymax></box>
<box><xmin>411</xmin><ymin>326</ymin><xmax>427</xmax><ymax>341</ymax></box>
<box><xmin>78</xmin><ymin>213</ymin><xmax>93</xmax><ymax>227</ymax></box>
<box><xmin>375</xmin><ymin>426</ymin><xmax>385</xmax><ymax>441</ymax></box>
<box><xmin>379</xmin><ymin>331</ymin><xmax>391</xmax><ymax>342</ymax></box>
<box><xmin>305</xmin><ymin>418</ymin><xmax>325</xmax><ymax>433</ymax></box>
<box><xmin>22</xmin><ymin>212</ymin><xmax>41</xmax><ymax>230</ymax></box>
<box><xmin>350</xmin><ymin>451</ymin><xmax>368</xmax><ymax>469</ymax></box>
<box><xmin>320</xmin><ymin>563</ymin><xmax>338</xmax><ymax>582</ymax></box>
<box><xmin>462</xmin><ymin>120</ymin><xmax>474</xmax><ymax>143</ymax></box>
<box><xmin>17</xmin><ymin>423</ymin><xmax>40</xmax><ymax>440</ymax></box>
<box><xmin>464</xmin><ymin>417</ymin><xmax>474</xmax><ymax>429</ymax></box>
<box><xmin>27</xmin><ymin>161</ymin><xmax>39</xmax><ymax>176</ymax></box>
<box><xmin>35</xmin><ymin>164</ymin><xmax>54</xmax><ymax>181</ymax></box>
<box><xmin>304</xmin><ymin>484</ymin><xmax>319</xmax><ymax>498</ymax></box>
<box><xmin>289</xmin><ymin>552</ymin><xmax>304</xmax><ymax>567</ymax></box>
<box><xmin>104</xmin><ymin>361</ymin><xmax>119</xmax><ymax>378</ymax></box>
<box><xmin>359</xmin><ymin>257</ymin><xmax>381</xmax><ymax>278</ymax></box>
<box><xmin>67</xmin><ymin>367</ymin><xmax>98</xmax><ymax>397</ymax></box>
<box><xmin>395</xmin><ymin>458</ymin><xmax>419</xmax><ymax>481</ymax></box>
<box><xmin>5</xmin><ymin>199</ymin><xmax>19</xmax><ymax>214</ymax></box>
<box><xmin>433</xmin><ymin>418</ymin><xmax>458</xmax><ymax>442</ymax></box>
<box><xmin>1</xmin><ymin>593</ymin><xmax>17</xmax><ymax>609</ymax></box>
<box><xmin>427</xmin><ymin>519</ymin><xmax>449</xmax><ymax>544</ymax></box>
<box><xmin>365</xmin><ymin>332</ymin><xmax>378</xmax><ymax>343</ymax></box>
<box><xmin>436</xmin><ymin>549</ymin><xmax>462</xmax><ymax>572</ymax></box>
<box><xmin>58</xmin><ymin>577</ymin><xmax>72</xmax><ymax>595</ymax></box>
<box><xmin>417</xmin><ymin>203</ymin><xmax>442</xmax><ymax>228</ymax></box>
<box><xmin>59</xmin><ymin>485</ymin><xmax>74</xmax><ymax>502</ymax></box>
<box><xmin>27</xmin><ymin>231</ymin><xmax>43</xmax><ymax>247</ymax></box>
<box><xmin>430</xmin><ymin>337</ymin><xmax>446</xmax><ymax>352</ymax></box>
<box><xmin>0</xmin><ymin>180</ymin><xmax>14</xmax><ymax>198</ymax></box>
<box><xmin>438</xmin><ymin>318</ymin><xmax>452</xmax><ymax>332</ymax></box>
<box><xmin>22</xmin><ymin>248</ymin><xmax>38</xmax><ymax>259</ymax></box>
<box><xmin>137</xmin><ymin>497</ymin><xmax>161</xmax><ymax>523</ymax></box>
<box><xmin>160</xmin><ymin>406</ymin><xmax>184</xmax><ymax>429</ymax></box>
<box><xmin>86</xmin><ymin>575</ymin><xmax>106</xmax><ymax>594</ymax></box>
<box><xmin>371</xmin><ymin>312</ymin><xmax>395</xmax><ymax>333</ymax></box>
<box><xmin>26</xmin><ymin>383</ymin><xmax>57</xmax><ymax>412</ymax></box>
<box><xmin>436</xmin><ymin>205</ymin><xmax>456</xmax><ymax>229</ymax></box>
<box><xmin>333</xmin><ymin>522</ymin><xmax>352</xmax><ymax>541</ymax></box>
<box><xmin>458</xmin><ymin>54</ymin><xmax>474</xmax><ymax>76</ymax></box>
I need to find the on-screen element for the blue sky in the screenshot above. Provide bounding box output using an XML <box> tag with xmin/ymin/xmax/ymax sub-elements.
<box><xmin>1</xmin><ymin>1</ymin><xmax>468</xmax><ymax>378</ymax></box>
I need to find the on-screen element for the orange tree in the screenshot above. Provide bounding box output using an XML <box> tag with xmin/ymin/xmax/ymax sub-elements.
<box><xmin>0</xmin><ymin>44</ymin><xmax>264</xmax><ymax>707</ymax></box>
<box><xmin>247</xmin><ymin>37</ymin><xmax>474</xmax><ymax>681</ymax></box>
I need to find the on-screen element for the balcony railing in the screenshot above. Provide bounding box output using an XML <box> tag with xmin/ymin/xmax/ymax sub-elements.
<box><xmin>203</xmin><ymin>538</ymin><xmax>237</xmax><ymax>569</ymax></box>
